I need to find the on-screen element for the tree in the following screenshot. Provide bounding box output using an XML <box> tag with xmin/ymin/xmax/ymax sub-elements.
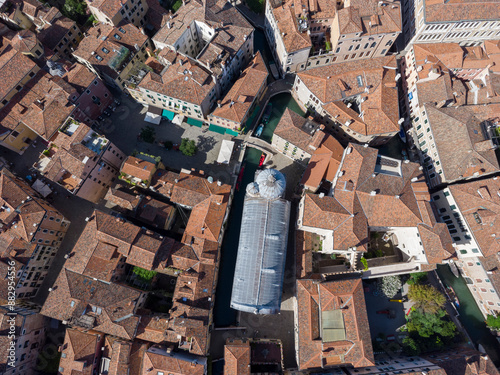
<box><xmin>360</xmin><ymin>256</ymin><xmax>369</xmax><ymax>271</ymax></box>
<box><xmin>62</xmin><ymin>0</ymin><xmax>88</xmax><ymax>23</ymax></box>
<box><xmin>179</xmin><ymin>138</ymin><xmax>197</xmax><ymax>156</ymax></box>
<box><xmin>486</xmin><ymin>314</ymin><xmax>500</xmax><ymax>330</ymax></box>
<box><xmin>408</xmin><ymin>284</ymin><xmax>446</xmax><ymax>314</ymax></box>
<box><xmin>406</xmin><ymin>309</ymin><xmax>456</xmax><ymax>338</ymax></box>
<box><xmin>402</xmin><ymin>336</ymin><xmax>421</xmax><ymax>356</ymax></box>
<box><xmin>132</xmin><ymin>266</ymin><xmax>157</xmax><ymax>283</ymax></box>
<box><xmin>406</xmin><ymin>272</ymin><xmax>428</xmax><ymax>285</ymax></box>
<box><xmin>379</xmin><ymin>275</ymin><xmax>402</xmax><ymax>298</ymax></box>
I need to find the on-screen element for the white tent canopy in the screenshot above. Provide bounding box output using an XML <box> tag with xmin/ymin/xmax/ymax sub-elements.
<box><xmin>144</xmin><ymin>112</ymin><xmax>161</xmax><ymax>125</ymax></box>
<box><xmin>217</xmin><ymin>140</ymin><xmax>235</xmax><ymax>164</ymax></box>
<box><xmin>32</xmin><ymin>179</ymin><xmax>52</xmax><ymax>197</ymax></box>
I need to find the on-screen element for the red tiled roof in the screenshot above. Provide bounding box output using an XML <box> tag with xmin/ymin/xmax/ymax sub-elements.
<box><xmin>296</xmin><ymin>277</ymin><xmax>374</xmax><ymax>370</ymax></box>
<box><xmin>224</xmin><ymin>338</ymin><xmax>250</xmax><ymax>375</ymax></box>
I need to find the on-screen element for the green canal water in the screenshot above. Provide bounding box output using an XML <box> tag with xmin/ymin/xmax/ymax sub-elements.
<box><xmin>436</xmin><ymin>264</ymin><xmax>500</xmax><ymax>366</ymax></box>
<box><xmin>259</xmin><ymin>93</ymin><xmax>305</xmax><ymax>143</ymax></box>
<box><xmin>213</xmin><ymin>147</ymin><xmax>262</xmax><ymax>327</ymax></box>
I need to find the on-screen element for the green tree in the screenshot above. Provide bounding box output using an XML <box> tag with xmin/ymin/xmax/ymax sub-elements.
<box><xmin>406</xmin><ymin>272</ymin><xmax>428</xmax><ymax>285</ymax></box>
<box><xmin>406</xmin><ymin>309</ymin><xmax>456</xmax><ymax>338</ymax></box>
<box><xmin>62</xmin><ymin>0</ymin><xmax>88</xmax><ymax>23</ymax></box>
<box><xmin>408</xmin><ymin>284</ymin><xmax>446</xmax><ymax>314</ymax></box>
<box><xmin>402</xmin><ymin>336</ymin><xmax>421</xmax><ymax>356</ymax></box>
<box><xmin>360</xmin><ymin>256</ymin><xmax>368</xmax><ymax>271</ymax></box>
<box><xmin>132</xmin><ymin>266</ymin><xmax>157</xmax><ymax>283</ymax></box>
<box><xmin>486</xmin><ymin>314</ymin><xmax>500</xmax><ymax>330</ymax></box>
<box><xmin>179</xmin><ymin>138</ymin><xmax>197</xmax><ymax>156</ymax></box>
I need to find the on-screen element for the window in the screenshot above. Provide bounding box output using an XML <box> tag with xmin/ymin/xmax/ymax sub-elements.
<box><xmin>118</xmin><ymin>27</ymin><xmax>126</xmax><ymax>33</ymax></box>
<box><xmin>102</xmin><ymin>47</ymin><xmax>109</xmax><ymax>54</ymax></box>
<box><xmin>95</xmin><ymin>55</ymin><xmax>103</xmax><ymax>61</ymax></box>
<box><xmin>114</xmin><ymin>33</ymin><xmax>121</xmax><ymax>40</ymax></box>
<box><xmin>460</xmin><ymin>249</ymin><xmax>467</xmax><ymax>254</ymax></box>
<box><xmin>450</xmin><ymin>204</ymin><xmax>456</xmax><ymax>210</ymax></box>
<box><xmin>472</xmin><ymin>248</ymin><xmax>479</xmax><ymax>253</ymax></box>
<box><xmin>381</xmin><ymin>49</ymin><xmax>387</xmax><ymax>54</ymax></box>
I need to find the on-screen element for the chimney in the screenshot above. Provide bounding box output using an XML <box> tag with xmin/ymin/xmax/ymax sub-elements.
<box><xmin>370</xmin><ymin>190</ymin><xmax>377</xmax><ymax>196</ymax></box>
<box><xmin>319</xmin><ymin>192</ymin><xmax>325</xmax><ymax>198</ymax></box>
<box><xmin>217</xmin><ymin>100</ymin><xmax>222</xmax><ymax>108</ymax></box>
<box><xmin>411</xmin><ymin>177</ymin><xmax>418</xmax><ymax>182</ymax></box>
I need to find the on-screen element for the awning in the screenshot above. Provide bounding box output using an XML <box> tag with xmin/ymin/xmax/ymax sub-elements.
<box><xmin>147</xmin><ymin>105</ymin><xmax>163</xmax><ymax>115</ymax></box>
<box><xmin>217</xmin><ymin>139</ymin><xmax>235</xmax><ymax>164</ymax></box>
<box><xmin>187</xmin><ymin>117</ymin><xmax>203</xmax><ymax>128</ymax></box>
<box><xmin>144</xmin><ymin>112</ymin><xmax>161</xmax><ymax>125</ymax></box>
<box><xmin>208</xmin><ymin>124</ymin><xmax>227</xmax><ymax>134</ymax></box>
<box><xmin>32</xmin><ymin>179</ymin><xmax>52</xmax><ymax>197</ymax></box>
<box><xmin>162</xmin><ymin>109</ymin><xmax>175</xmax><ymax>120</ymax></box>
<box><xmin>225</xmin><ymin>129</ymin><xmax>239</xmax><ymax>137</ymax></box>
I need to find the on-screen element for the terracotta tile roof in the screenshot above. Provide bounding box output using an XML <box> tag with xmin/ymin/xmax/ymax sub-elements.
<box><xmin>128</xmin><ymin>232</ymin><xmax>166</xmax><ymax>270</ymax></box>
<box><xmin>270</xmin><ymin>0</ymin><xmax>312</xmax><ymax>53</ymax></box>
<box><xmin>301</xmin><ymin>135</ymin><xmax>344</xmax><ymax>191</ymax></box>
<box><xmin>296</xmin><ymin>230</ymin><xmax>313</xmax><ymax>278</ymax></box>
<box><xmin>1</xmin><ymin>29</ymin><xmax>39</xmax><ymax>54</ymax></box>
<box><xmin>63</xmin><ymin>63</ymin><xmax>97</xmax><ymax>95</ymax></box>
<box><xmin>136</xmin><ymin>195</ymin><xmax>175</xmax><ymax>228</ymax></box>
<box><xmin>448</xmin><ymin>176</ymin><xmax>500</xmax><ymax>257</ymax></box>
<box><xmin>170</xmin><ymin>171</ymin><xmax>231</xmax><ymax>208</ymax></box>
<box><xmin>416</xmin><ymin>70</ymin><xmax>468</xmax><ymax>106</ymax></box>
<box><xmin>338</xmin><ymin>7</ymin><xmax>363</xmax><ymax>34</ymax></box>
<box><xmin>424</xmin><ymin>0</ymin><xmax>500</xmax><ymax>23</ymax></box>
<box><xmin>296</xmin><ymin>277</ymin><xmax>374</xmax><ymax>370</ymax></box>
<box><xmin>105</xmin><ymin>187</ymin><xmax>142</xmax><ymax>211</ymax></box>
<box><xmin>210</xmin><ymin>51</ymin><xmax>268</xmax><ymax>125</ymax></box>
<box><xmin>0</xmin><ymin>44</ymin><xmax>37</xmax><ymax>101</ymax></box>
<box><xmin>90</xmin><ymin>0</ymin><xmax>127</xmax><ymax>19</ymax></box>
<box><xmin>135</xmin><ymin>315</ymin><xmax>168</xmax><ymax>343</ymax></box>
<box><xmin>152</xmin><ymin>0</ymin><xmax>252</xmax><ymax>75</ymax></box>
<box><xmin>224</xmin><ymin>338</ymin><xmax>250</xmax><ymax>375</ymax></box>
<box><xmin>58</xmin><ymin>328</ymin><xmax>100</xmax><ymax>375</ymax></box>
<box><xmin>141</xmin><ymin>346</ymin><xmax>206</xmax><ymax>375</ymax></box>
<box><xmin>424</xmin><ymin>104</ymin><xmax>500</xmax><ymax>182</ymax></box>
<box><xmin>121</xmin><ymin>156</ymin><xmax>156</xmax><ymax>182</ymax></box>
<box><xmin>299</xmin><ymin>56</ymin><xmax>399</xmax><ymax>136</ymax></box>
<box><xmin>38</xmin><ymin>14</ymin><xmax>77</xmax><ymax>50</ymax></box>
<box><xmin>418</xmin><ymin>223</ymin><xmax>456</xmax><ymax>264</ymax></box>
<box><xmin>138</xmin><ymin>55</ymin><xmax>215</xmax><ymax>106</ymax></box>
<box><xmin>151</xmin><ymin>169</ymin><xmax>179</xmax><ymax>197</ymax></box>
<box><xmin>274</xmin><ymin>108</ymin><xmax>326</xmax><ymax>152</ymax></box>
<box><xmin>145</xmin><ymin>0</ymin><xmax>170</xmax><ymax>31</ymax></box>
<box><xmin>41</xmin><ymin>268</ymin><xmax>143</xmax><ymax>339</ymax></box>
<box><xmin>73</xmin><ymin>23</ymin><xmax>148</xmax><ymax>79</ymax></box>
<box><xmin>301</xmin><ymin>143</ymin><xmax>452</xmax><ymax>255</ymax></box>
<box><xmin>0</xmin><ymin>70</ymin><xmax>76</xmax><ymax>139</ymax></box>
<box><xmin>103</xmin><ymin>336</ymin><xmax>132</xmax><ymax>375</ymax></box>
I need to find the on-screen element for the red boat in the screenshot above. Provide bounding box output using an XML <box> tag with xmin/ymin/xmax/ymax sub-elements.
<box><xmin>258</xmin><ymin>153</ymin><xmax>265</xmax><ymax>167</ymax></box>
<box><xmin>236</xmin><ymin>163</ymin><xmax>245</xmax><ymax>191</ymax></box>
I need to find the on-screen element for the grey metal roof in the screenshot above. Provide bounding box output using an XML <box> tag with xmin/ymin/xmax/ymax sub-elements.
<box><xmin>230</xmin><ymin>190</ymin><xmax>291</xmax><ymax>315</ymax></box>
<box><xmin>254</xmin><ymin>169</ymin><xmax>286</xmax><ymax>199</ymax></box>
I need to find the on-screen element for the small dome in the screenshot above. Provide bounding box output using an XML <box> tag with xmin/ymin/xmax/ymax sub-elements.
<box><xmin>255</xmin><ymin>169</ymin><xmax>286</xmax><ymax>199</ymax></box>
<box><xmin>246</xmin><ymin>182</ymin><xmax>260</xmax><ymax>197</ymax></box>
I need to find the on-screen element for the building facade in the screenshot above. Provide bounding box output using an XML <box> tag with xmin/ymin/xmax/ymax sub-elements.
<box><xmin>402</xmin><ymin>0</ymin><xmax>500</xmax><ymax>47</ymax></box>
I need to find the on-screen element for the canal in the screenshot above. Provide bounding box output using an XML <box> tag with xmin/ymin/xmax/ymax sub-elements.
<box><xmin>213</xmin><ymin>147</ymin><xmax>263</xmax><ymax>326</ymax></box>
<box><xmin>259</xmin><ymin>93</ymin><xmax>305</xmax><ymax>143</ymax></box>
<box><xmin>436</xmin><ymin>264</ymin><xmax>500</xmax><ymax>366</ymax></box>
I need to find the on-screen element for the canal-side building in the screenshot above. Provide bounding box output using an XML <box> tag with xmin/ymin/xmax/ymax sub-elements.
<box><xmin>300</xmin><ymin>134</ymin><xmax>345</xmax><ymax>193</ymax></box>
<box><xmin>401</xmin><ymin>0</ymin><xmax>500</xmax><ymax>47</ymax></box>
<box><xmin>207</xmin><ymin>51</ymin><xmax>268</xmax><ymax>135</ymax></box>
<box><xmin>294</xmin><ymin>56</ymin><xmax>400</xmax><ymax>146</ymax></box>
<box><xmin>0</xmin><ymin>169</ymin><xmax>70</xmax><ymax>301</ymax></box>
<box><xmin>231</xmin><ymin>169</ymin><xmax>291</xmax><ymax>314</ymax></box>
<box><xmin>432</xmin><ymin>177</ymin><xmax>500</xmax><ymax>317</ymax></box>
<box><xmin>297</xmin><ymin>143</ymin><xmax>455</xmax><ymax>277</ymax></box>
<box><xmin>127</xmin><ymin>52</ymin><xmax>216</xmax><ymax>125</ymax></box>
<box><xmin>151</xmin><ymin>0</ymin><xmax>254</xmax><ymax>97</ymax></box>
<box><xmin>295</xmin><ymin>277</ymin><xmax>374</xmax><ymax>370</ymax></box>
<box><xmin>264</xmin><ymin>0</ymin><xmax>401</xmax><ymax>76</ymax></box>
<box><xmin>72</xmin><ymin>23</ymin><xmax>154</xmax><ymax>91</ymax></box>
<box><xmin>400</xmin><ymin>42</ymin><xmax>500</xmax><ymax>188</ymax></box>
<box><xmin>32</xmin><ymin>119</ymin><xmax>125</xmax><ymax>203</ymax></box>
<box><xmin>271</xmin><ymin>108</ymin><xmax>326</xmax><ymax>164</ymax></box>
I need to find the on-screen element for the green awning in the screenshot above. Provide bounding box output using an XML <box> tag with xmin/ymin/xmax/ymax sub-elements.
<box><xmin>162</xmin><ymin>110</ymin><xmax>175</xmax><ymax>120</ymax></box>
<box><xmin>225</xmin><ymin>129</ymin><xmax>239</xmax><ymax>137</ymax></box>
<box><xmin>186</xmin><ymin>117</ymin><xmax>203</xmax><ymax>127</ymax></box>
<box><xmin>208</xmin><ymin>124</ymin><xmax>227</xmax><ymax>134</ymax></box>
